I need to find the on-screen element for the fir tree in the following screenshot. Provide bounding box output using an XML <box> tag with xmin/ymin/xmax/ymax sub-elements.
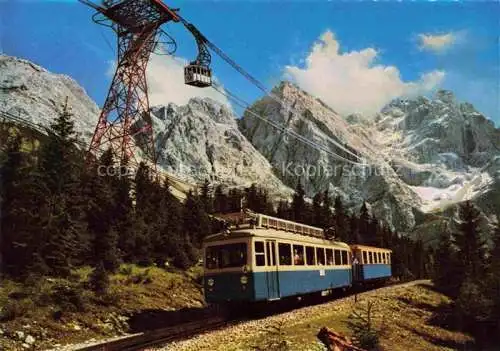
<box><xmin>213</xmin><ymin>184</ymin><xmax>228</xmax><ymax>213</ymax></box>
<box><xmin>291</xmin><ymin>181</ymin><xmax>306</xmax><ymax>223</ymax></box>
<box><xmin>276</xmin><ymin>200</ymin><xmax>290</xmax><ymax>220</ymax></box>
<box><xmin>1</xmin><ymin>135</ymin><xmax>39</xmax><ymax>277</ymax></box>
<box><xmin>85</xmin><ymin>149</ymin><xmax>120</xmax><ymax>272</ymax></box>
<box><xmin>452</xmin><ymin>201</ymin><xmax>486</xmax><ymax>280</ymax></box>
<box><xmin>36</xmin><ymin>101</ymin><xmax>86</xmax><ymax>276</ymax></box>
<box><xmin>486</xmin><ymin>224</ymin><xmax>500</xmax><ymax>331</ymax></box>
<box><xmin>312</xmin><ymin>192</ymin><xmax>323</xmax><ymax>227</ymax></box>
<box><xmin>333</xmin><ymin>196</ymin><xmax>348</xmax><ymax>242</ymax></box>
<box><xmin>320</xmin><ymin>189</ymin><xmax>333</xmax><ymax>229</ymax></box>
<box><xmin>200</xmin><ymin>179</ymin><xmax>213</xmax><ymax>213</ymax></box>
<box><xmin>183</xmin><ymin>190</ymin><xmax>210</xmax><ymax>247</ymax></box>
<box><xmin>433</xmin><ymin>229</ymin><xmax>457</xmax><ymax>292</ymax></box>
<box><xmin>357</xmin><ymin>202</ymin><xmax>370</xmax><ymax>244</ymax></box>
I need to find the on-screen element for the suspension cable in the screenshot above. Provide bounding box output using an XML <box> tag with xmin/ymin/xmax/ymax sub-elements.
<box><xmin>211</xmin><ymin>84</ymin><xmax>369</xmax><ymax>167</ymax></box>
<box><xmin>176</xmin><ymin>14</ymin><xmax>368</xmax><ymax>162</ymax></box>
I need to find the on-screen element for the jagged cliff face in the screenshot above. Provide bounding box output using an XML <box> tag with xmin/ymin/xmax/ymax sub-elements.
<box><xmin>239</xmin><ymin>82</ymin><xmax>423</xmax><ymax>231</ymax></box>
<box><xmin>240</xmin><ymin>82</ymin><xmax>500</xmax><ymax>232</ymax></box>
<box><xmin>0</xmin><ymin>55</ymin><xmax>99</xmax><ymax>141</ymax></box>
<box><xmin>150</xmin><ymin>98</ymin><xmax>292</xmax><ymax>198</ymax></box>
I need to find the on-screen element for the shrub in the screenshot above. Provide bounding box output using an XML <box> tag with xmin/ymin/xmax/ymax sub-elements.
<box><xmin>89</xmin><ymin>263</ymin><xmax>110</xmax><ymax>294</ymax></box>
<box><xmin>346</xmin><ymin>300</ymin><xmax>383</xmax><ymax>350</ymax></box>
<box><xmin>0</xmin><ymin>300</ymin><xmax>30</xmax><ymax>321</ymax></box>
<box><xmin>126</xmin><ymin>268</ymin><xmax>153</xmax><ymax>285</ymax></box>
<box><xmin>50</xmin><ymin>282</ymin><xmax>87</xmax><ymax>312</ymax></box>
<box><xmin>253</xmin><ymin>321</ymin><xmax>290</xmax><ymax>351</ymax></box>
<box><xmin>119</xmin><ymin>265</ymin><xmax>133</xmax><ymax>276</ymax></box>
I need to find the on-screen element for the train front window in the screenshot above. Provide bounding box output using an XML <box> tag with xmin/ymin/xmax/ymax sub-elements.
<box><xmin>255</xmin><ymin>241</ymin><xmax>265</xmax><ymax>266</ymax></box>
<box><xmin>205</xmin><ymin>243</ymin><xmax>247</xmax><ymax>269</ymax></box>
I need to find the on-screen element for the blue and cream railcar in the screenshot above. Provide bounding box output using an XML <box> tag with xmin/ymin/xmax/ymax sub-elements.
<box><xmin>350</xmin><ymin>245</ymin><xmax>392</xmax><ymax>282</ymax></box>
<box><xmin>203</xmin><ymin>213</ymin><xmax>353</xmax><ymax>303</ymax></box>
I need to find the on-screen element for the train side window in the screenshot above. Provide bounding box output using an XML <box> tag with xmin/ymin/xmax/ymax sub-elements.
<box><xmin>334</xmin><ymin>249</ymin><xmax>341</xmax><ymax>266</ymax></box>
<box><xmin>341</xmin><ymin>251</ymin><xmax>348</xmax><ymax>265</ymax></box>
<box><xmin>293</xmin><ymin>245</ymin><xmax>304</xmax><ymax>265</ymax></box>
<box><xmin>306</xmin><ymin>246</ymin><xmax>316</xmax><ymax>265</ymax></box>
<box><xmin>388</xmin><ymin>253</ymin><xmax>391</xmax><ymax>264</ymax></box>
<box><xmin>369</xmin><ymin>252</ymin><xmax>373</xmax><ymax>264</ymax></box>
<box><xmin>326</xmin><ymin>248</ymin><xmax>334</xmax><ymax>265</ymax></box>
<box><xmin>316</xmin><ymin>247</ymin><xmax>325</xmax><ymax>265</ymax></box>
<box><xmin>279</xmin><ymin>243</ymin><xmax>292</xmax><ymax>266</ymax></box>
<box><xmin>379</xmin><ymin>252</ymin><xmax>382</xmax><ymax>264</ymax></box>
<box><xmin>255</xmin><ymin>241</ymin><xmax>265</xmax><ymax>266</ymax></box>
<box><xmin>362</xmin><ymin>251</ymin><xmax>368</xmax><ymax>264</ymax></box>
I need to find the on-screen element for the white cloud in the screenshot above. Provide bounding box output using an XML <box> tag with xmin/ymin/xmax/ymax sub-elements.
<box><xmin>285</xmin><ymin>31</ymin><xmax>445</xmax><ymax>116</ymax></box>
<box><xmin>106</xmin><ymin>55</ymin><xmax>231</xmax><ymax>108</ymax></box>
<box><xmin>418</xmin><ymin>32</ymin><xmax>460</xmax><ymax>53</ymax></box>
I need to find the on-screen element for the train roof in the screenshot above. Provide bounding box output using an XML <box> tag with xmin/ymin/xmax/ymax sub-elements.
<box><xmin>350</xmin><ymin>244</ymin><xmax>392</xmax><ymax>252</ymax></box>
<box><xmin>204</xmin><ymin>228</ymin><xmax>351</xmax><ymax>249</ymax></box>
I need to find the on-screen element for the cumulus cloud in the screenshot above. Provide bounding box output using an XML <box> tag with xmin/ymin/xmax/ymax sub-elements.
<box><xmin>418</xmin><ymin>32</ymin><xmax>459</xmax><ymax>52</ymax></box>
<box><xmin>106</xmin><ymin>55</ymin><xmax>231</xmax><ymax>108</ymax></box>
<box><xmin>285</xmin><ymin>31</ymin><xmax>445</xmax><ymax>116</ymax></box>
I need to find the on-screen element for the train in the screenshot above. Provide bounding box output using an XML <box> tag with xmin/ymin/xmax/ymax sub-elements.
<box><xmin>202</xmin><ymin>211</ymin><xmax>392</xmax><ymax>303</ymax></box>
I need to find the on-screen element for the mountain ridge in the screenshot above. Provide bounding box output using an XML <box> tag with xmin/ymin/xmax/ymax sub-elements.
<box><xmin>1</xmin><ymin>55</ymin><xmax>499</xmax><ymax>238</ymax></box>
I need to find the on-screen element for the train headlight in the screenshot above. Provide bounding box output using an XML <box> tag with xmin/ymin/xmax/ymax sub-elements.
<box><xmin>240</xmin><ymin>275</ymin><xmax>248</xmax><ymax>285</ymax></box>
<box><xmin>207</xmin><ymin>278</ymin><xmax>215</xmax><ymax>287</ymax></box>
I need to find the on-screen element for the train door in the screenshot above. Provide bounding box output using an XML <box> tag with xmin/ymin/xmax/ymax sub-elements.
<box><xmin>265</xmin><ymin>240</ymin><xmax>280</xmax><ymax>299</ymax></box>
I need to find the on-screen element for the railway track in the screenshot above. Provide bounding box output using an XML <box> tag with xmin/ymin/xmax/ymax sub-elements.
<box><xmin>75</xmin><ymin>316</ymin><xmax>229</xmax><ymax>351</ymax></box>
<box><xmin>73</xmin><ymin>279</ymin><xmax>409</xmax><ymax>351</ymax></box>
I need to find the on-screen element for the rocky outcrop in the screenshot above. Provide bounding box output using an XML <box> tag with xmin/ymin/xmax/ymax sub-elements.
<box><xmin>0</xmin><ymin>55</ymin><xmax>99</xmax><ymax>142</ymax></box>
<box><xmin>150</xmin><ymin>98</ymin><xmax>292</xmax><ymax>198</ymax></box>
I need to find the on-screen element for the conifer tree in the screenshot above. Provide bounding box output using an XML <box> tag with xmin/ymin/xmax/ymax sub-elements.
<box><xmin>433</xmin><ymin>229</ymin><xmax>457</xmax><ymax>292</ymax></box>
<box><xmin>85</xmin><ymin>149</ymin><xmax>119</xmax><ymax>272</ymax></box>
<box><xmin>276</xmin><ymin>200</ymin><xmax>290</xmax><ymax>220</ymax></box>
<box><xmin>213</xmin><ymin>184</ymin><xmax>227</xmax><ymax>213</ymax></box>
<box><xmin>411</xmin><ymin>239</ymin><xmax>425</xmax><ymax>279</ymax></box>
<box><xmin>357</xmin><ymin>202</ymin><xmax>370</xmax><ymax>244</ymax></box>
<box><xmin>183</xmin><ymin>190</ymin><xmax>210</xmax><ymax>247</ymax></box>
<box><xmin>36</xmin><ymin>101</ymin><xmax>86</xmax><ymax>276</ymax></box>
<box><xmin>312</xmin><ymin>192</ymin><xmax>323</xmax><ymax>227</ymax></box>
<box><xmin>1</xmin><ymin>135</ymin><xmax>39</xmax><ymax>277</ymax></box>
<box><xmin>453</xmin><ymin>201</ymin><xmax>486</xmax><ymax>280</ymax></box>
<box><xmin>291</xmin><ymin>181</ymin><xmax>306</xmax><ymax>223</ymax></box>
<box><xmin>333</xmin><ymin>196</ymin><xmax>348</xmax><ymax>242</ymax></box>
<box><xmin>320</xmin><ymin>189</ymin><xmax>333</xmax><ymax>229</ymax></box>
<box><xmin>486</xmin><ymin>224</ymin><xmax>500</xmax><ymax>330</ymax></box>
<box><xmin>200</xmin><ymin>179</ymin><xmax>213</xmax><ymax>213</ymax></box>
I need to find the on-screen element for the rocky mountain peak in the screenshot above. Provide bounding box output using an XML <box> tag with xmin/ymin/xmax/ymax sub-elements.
<box><xmin>434</xmin><ymin>89</ymin><xmax>456</xmax><ymax>104</ymax></box>
<box><xmin>0</xmin><ymin>55</ymin><xmax>99</xmax><ymax>142</ymax></box>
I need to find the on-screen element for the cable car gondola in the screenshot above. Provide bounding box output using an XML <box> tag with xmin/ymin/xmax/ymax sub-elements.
<box><xmin>184</xmin><ymin>63</ymin><xmax>212</xmax><ymax>87</ymax></box>
<box><xmin>182</xmin><ymin>22</ymin><xmax>212</xmax><ymax>88</ymax></box>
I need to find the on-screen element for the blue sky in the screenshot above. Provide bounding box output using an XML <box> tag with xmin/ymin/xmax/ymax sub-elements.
<box><xmin>1</xmin><ymin>0</ymin><xmax>498</xmax><ymax>124</ymax></box>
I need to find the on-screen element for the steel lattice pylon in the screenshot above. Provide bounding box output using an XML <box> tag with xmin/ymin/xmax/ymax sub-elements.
<box><xmin>81</xmin><ymin>0</ymin><xmax>179</xmax><ymax>168</ymax></box>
